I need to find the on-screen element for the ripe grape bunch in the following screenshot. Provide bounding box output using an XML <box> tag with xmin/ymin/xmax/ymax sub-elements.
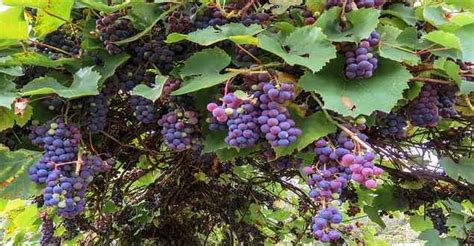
<box><xmin>83</xmin><ymin>93</ymin><xmax>108</xmax><ymax>133</ymax></box>
<box><xmin>375</xmin><ymin>111</ymin><xmax>407</xmax><ymax>138</ymax></box>
<box><xmin>408</xmin><ymin>84</ymin><xmax>440</xmax><ymax>127</ymax></box>
<box><xmin>326</xmin><ymin>0</ymin><xmax>385</xmax><ymax>11</ymax></box>
<box><xmin>343</xmin><ymin>31</ymin><xmax>380</xmax><ymax>79</ymax></box>
<box><xmin>128</xmin><ymin>96</ymin><xmax>158</xmax><ymax>124</ymax></box>
<box><xmin>311</xmin><ymin>206</ymin><xmax>343</xmax><ymax>242</ymax></box>
<box><xmin>34</xmin><ymin>29</ymin><xmax>81</xmax><ymax>59</ymax></box>
<box><xmin>96</xmin><ymin>13</ymin><xmax>134</xmax><ymax>54</ymax></box>
<box><xmin>158</xmin><ymin>110</ymin><xmax>202</xmax><ymax>151</ymax></box>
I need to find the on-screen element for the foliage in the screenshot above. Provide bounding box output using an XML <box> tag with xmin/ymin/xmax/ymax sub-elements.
<box><xmin>0</xmin><ymin>0</ymin><xmax>473</xmax><ymax>245</ymax></box>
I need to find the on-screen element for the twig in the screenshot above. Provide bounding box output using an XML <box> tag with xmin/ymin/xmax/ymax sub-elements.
<box><xmin>235</xmin><ymin>43</ymin><xmax>262</xmax><ymax>64</ymax></box>
<box><xmin>29</xmin><ymin>40</ymin><xmax>77</xmax><ymax>57</ymax></box>
<box><xmin>410</xmin><ymin>77</ymin><xmax>452</xmax><ymax>84</ymax></box>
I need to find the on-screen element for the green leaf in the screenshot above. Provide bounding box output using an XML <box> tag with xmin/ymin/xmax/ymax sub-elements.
<box><xmin>446</xmin><ymin>213</ymin><xmax>467</xmax><ymax>238</ymax></box>
<box><xmin>80</xmin><ymin>16</ymin><xmax>103</xmax><ymax>50</ymax></box>
<box><xmin>3</xmin><ymin>0</ymin><xmax>49</xmax><ymax>8</ymax></box>
<box><xmin>127</xmin><ymin>3</ymin><xmax>164</xmax><ymax>30</ymax></box>
<box><xmin>397</xmin><ymin>27</ymin><xmax>419</xmax><ymax>49</ymax></box>
<box><xmin>33</xmin><ymin>0</ymin><xmax>75</xmax><ymax>38</ymax></box>
<box><xmin>274</xmin><ymin>111</ymin><xmax>336</xmax><ymax>157</ymax></box>
<box><xmin>166</xmin><ymin>23</ymin><xmax>264</xmax><ymax>46</ymax></box>
<box><xmin>22</xmin><ymin>66</ymin><xmax>101</xmax><ymax>99</ymax></box>
<box><xmin>364</xmin><ymin>206</ymin><xmax>386</xmax><ymax>228</ymax></box>
<box><xmin>0</xmin><ymin>66</ymin><xmax>23</xmax><ymax>76</ymax></box>
<box><xmin>422</xmin><ymin>31</ymin><xmax>462</xmax><ymax>50</ymax></box>
<box><xmin>455</xmin><ymin>23</ymin><xmax>474</xmax><ymax>62</ymax></box>
<box><xmin>433</xmin><ymin>58</ymin><xmax>462</xmax><ymax>85</ymax></box>
<box><xmin>258</xmin><ymin>26</ymin><xmax>336</xmax><ymax>73</ymax></box>
<box><xmin>0</xmin><ymin>149</ymin><xmax>43</xmax><ymax>199</ymax></box>
<box><xmin>0</xmin><ymin>107</ymin><xmax>15</xmax><ymax>131</ymax></box>
<box><xmin>299</xmin><ymin>57</ymin><xmax>412</xmax><ymax>117</ymax></box>
<box><xmin>316</xmin><ymin>8</ymin><xmax>380</xmax><ymax>42</ymax></box>
<box><xmin>373</xmin><ymin>184</ymin><xmax>408</xmax><ymax>211</ymax></box>
<box><xmin>445</xmin><ymin>0</ymin><xmax>474</xmax><ymax>11</ymax></box>
<box><xmin>0</xmin><ymin>76</ymin><xmax>18</xmax><ymax>109</ymax></box>
<box><xmin>216</xmin><ymin>148</ymin><xmax>256</xmax><ymax>161</ymax></box>
<box><xmin>113</xmin><ymin>6</ymin><xmax>177</xmax><ymax>45</ymax></box>
<box><xmin>14</xmin><ymin>105</ymin><xmax>33</xmax><ymax>127</ymax></box>
<box><xmin>381</xmin><ymin>3</ymin><xmax>417</xmax><ymax>26</ymax></box>
<box><xmin>131</xmin><ymin>75</ymin><xmax>168</xmax><ymax>102</ymax></box>
<box><xmin>440</xmin><ymin>157</ymin><xmax>474</xmax><ymax>184</ymax></box>
<box><xmin>0</xmin><ymin>7</ymin><xmax>28</xmax><ymax>39</ymax></box>
<box><xmin>410</xmin><ymin>215</ymin><xmax>434</xmax><ymax>232</ymax></box>
<box><xmin>13</xmin><ymin>204</ymin><xmax>38</xmax><ymax>229</ymax></box>
<box><xmin>0</xmin><ymin>52</ymin><xmax>77</xmax><ymax>68</ymax></box>
<box><xmin>378</xmin><ymin>25</ymin><xmax>419</xmax><ymax>65</ymax></box>
<box><xmin>78</xmin><ymin>0</ymin><xmax>131</xmax><ymax>13</ymax></box>
<box><xmin>171</xmin><ymin>48</ymin><xmax>237</xmax><ymax>95</ymax></box>
<box><xmin>202</xmin><ymin>130</ymin><xmax>229</xmax><ymax>154</ymax></box>
<box><xmin>423</xmin><ymin>6</ymin><xmax>449</xmax><ymax>28</ymax></box>
<box><xmin>95</xmin><ymin>51</ymin><xmax>130</xmax><ymax>85</ymax></box>
<box><xmin>460</xmin><ymin>79</ymin><xmax>474</xmax><ymax>94</ymax></box>
<box><xmin>263</xmin><ymin>0</ymin><xmax>303</xmax><ymax>15</ymax></box>
<box><xmin>418</xmin><ymin>229</ymin><xmax>458</xmax><ymax>246</ymax></box>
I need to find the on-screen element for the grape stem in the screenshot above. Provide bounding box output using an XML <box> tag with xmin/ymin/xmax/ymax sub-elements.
<box><xmin>235</xmin><ymin>44</ymin><xmax>262</xmax><ymax>64</ymax></box>
<box><xmin>310</xmin><ymin>92</ymin><xmax>374</xmax><ymax>151</ymax></box>
<box><xmin>462</xmin><ymin>94</ymin><xmax>474</xmax><ymax>111</ymax></box>
<box><xmin>29</xmin><ymin>40</ymin><xmax>78</xmax><ymax>58</ymax></box>
<box><xmin>410</xmin><ymin>77</ymin><xmax>452</xmax><ymax>84</ymax></box>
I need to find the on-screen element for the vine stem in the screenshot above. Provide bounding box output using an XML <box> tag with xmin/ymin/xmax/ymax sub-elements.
<box><xmin>310</xmin><ymin>92</ymin><xmax>374</xmax><ymax>151</ymax></box>
<box><xmin>235</xmin><ymin>43</ymin><xmax>262</xmax><ymax>64</ymax></box>
<box><xmin>463</xmin><ymin>94</ymin><xmax>474</xmax><ymax>111</ymax></box>
<box><xmin>29</xmin><ymin>40</ymin><xmax>77</xmax><ymax>57</ymax></box>
<box><xmin>410</xmin><ymin>77</ymin><xmax>452</xmax><ymax>84</ymax></box>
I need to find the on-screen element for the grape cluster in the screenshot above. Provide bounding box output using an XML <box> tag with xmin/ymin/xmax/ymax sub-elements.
<box><xmin>115</xmin><ymin>63</ymin><xmax>155</xmax><ymax>92</ymax></box>
<box><xmin>305</xmin><ymin>165</ymin><xmax>351</xmax><ymax>202</ymax></box>
<box><xmin>311</xmin><ymin>206</ymin><xmax>343</xmax><ymax>242</ymax></box>
<box><xmin>224</xmin><ymin>103</ymin><xmax>260</xmax><ymax>148</ymax></box>
<box><xmin>426</xmin><ymin>208</ymin><xmax>448</xmax><ymax>234</ymax></box>
<box><xmin>42</xmin><ymin>97</ymin><xmax>64</xmax><ymax>112</ymax></box>
<box><xmin>194</xmin><ymin>5</ymin><xmax>237</xmax><ymax>28</ymax></box>
<box><xmin>326</xmin><ymin>0</ymin><xmax>385</xmax><ymax>10</ymax></box>
<box><xmin>167</xmin><ymin>11</ymin><xmax>193</xmax><ymax>33</ymax></box>
<box><xmin>375</xmin><ymin>111</ymin><xmax>407</xmax><ymax>138</ymax></box>
<box><xmin>241</xmin><ymin>12</ymin><xmax>271</xmax><ymax>26</ymax></box>
<box><xmin>83</xmin><ymin>93</ymin><xmax>108</xmax><ymax>133</ymax></box>
<box><xmin>40</xmin><ymin>213</ymin><xmax>59</xmax><ymax>246</ymax></box>
<box><xmin>272</xmin><ymin>156</ymin><xmax>303</xmax><ymax>170</ymax></box>
<box><xmin>28</xmin><ymin>118</ymin><xmax>81</xmax><ymax>184</ymax></box>
<box><xmin>408</xmin><ymin>84</ymin><xmax>440</xmax><ymax>127</ymax></box>
<box><xmin>43</xmin><ymin>155</ymin><xmax>112</xmax><ymax>218</ymax></box>
<box><xmin>128</xmin><ymin>96</ymin><xmax>158</xmax><ymax>124</ymax></box>
<box><xmin>163</xmin><ymin>77</ymin><xmax>182</xmax><ymax>97</ymax></box>
<box><xmin>34</xmin><ymin>29</ymin><xmax>81</xmax><ymax>59</ymax></box>
<box><xmin>14</xmin><ymin>66</ymin><xmax>48</xmax><ymax>88</ymax></box>
<box><xmin>343</xmin><ymin>31</ymin><xmax>380</xmax><ymax>79</ymax></box>
<box><xmin>436</xmin><ymin>84</ymin><xmax>458</xmax><ymax>118</ymax></box>
<box><xmin>96</xmin><ymin>13</ymin><xmax>134</xmax><ymax>54</ymax></box>
<box><xmin>257</xmin><ymin>82</ymin><xmax>302</xmax><ymax>147</ymax></box>
<box><xmin>158</xmin><ymin>110</ymin><xmax>202</xmax><ymax>151</ymax></box>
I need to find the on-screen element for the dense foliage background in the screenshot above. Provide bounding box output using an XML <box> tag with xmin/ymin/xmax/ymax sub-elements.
<box><xmin>0</xmin><ymin>0</ymin><xmax>473</xmax><ymax>245</ymax></box>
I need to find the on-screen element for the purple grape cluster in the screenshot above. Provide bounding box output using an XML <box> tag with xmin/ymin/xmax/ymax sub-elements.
<box><xmin>163</xmin><ymin>77</ymin><xmax>182</xmax><ymax>97</ymax></box>
<box><xmin>257</xmin><ymin>82</ymin><xmax>302</xmax><ymax>147</ymax></box>
<box><xmin>43</xmin><ymin>154</ymin><xmax>113</xmax><ymax>218</ymax></box>
<box><xmin>436</xmin><ymin>84</ymin><xmax>458</xmax><ymax>118</ymax></box>
<box><xmin>40</xmin><ymin>213</ymin><xmax>59</xmax><ymax>246</ymax></box>
<box><xmin>305</xmin><ymin>165</ymin><xmax>351</xmax><ymax>201</ymax></box>
<box><xmin>376</xmin><ymin>112</ymin><xmax>407</xmax><ymax>138</ymax></box>
<box><xmin>408</xmin><ymin>84</ymin><xmax>440</xmax><ymax>127</ymax></box>
<box><xmin>96</xmin><ymin>13</ymin><xmax>134</xmax><ymax>54</ymax></box>
<box><xmin>158</xmin><ymin>110</ymin><xmax>202</xmax><ymax>151</ymax></box>
<box><xmin>128</xmin><ymin>96</ymin><xmax>158</xmax><ymax>124</ymax></box>
<box><xmin>34</xmin><ymin>29</ymin><xmax>81</xmax><ymax>59</ymax></box>
<box><xmin>28</xmin><ymin>118</ymin><xmax>81</xmax><ymax>184</ymax></box>
<box><xmin>224</xmin><ymin>103</ymin><xmax>260</xmax><ymax>148</ymax></box>
<box><xmin>115</xmin><ymin>63</ymin><xmax>155</xmax><ymax>92</ymax></box>
<box><xmin>241</xmin><ymin>12</ymin><xmax>271</xmax><ymax>26</ymax></box>
<box><xmin>42</xmin><ymin>97</ymin><xmax>64</xmax><ymax>112</ymax></box>
<box><xmin>83</xmin><ymin>93</ymin><xmax>108</xmax><ymax>133</ymax></box>
<box><xmin>326</xmin><ymin>0</ymin><xmax>385</xmax><ymax>10</ymax></box>
<box><xmin>194</xmin><ymin>5</ymin><xmax>236</xmax><ymax>28</ymax></box>
<box><xmin>342</xmin><ymin>152</ymin><xmax>382</xmax><ymax>189</ymax></box>
<box><xmin>167</xmin><ymin>11</ymin><xmax>193</xmax><ymax>33</ymax></box>
<box><xmin>311</xmin><ymin>206</ymin><xmax>343</xmax><ymax>242</ymax></box>
<box><xmin>343</xmin><ymin>31</ymin><xmax>380</xmax><ymax>79</ymax></box>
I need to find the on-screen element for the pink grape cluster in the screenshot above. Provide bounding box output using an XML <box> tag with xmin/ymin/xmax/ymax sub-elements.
<box><xmin>341</xmin><ymin>152</ymin><xmax>383</xmax><ymax>189</ymax></box>
<box><xmin>158</xmin><ymin>110</ymin><xmax>201</xmax><ymax>151</ymax></box>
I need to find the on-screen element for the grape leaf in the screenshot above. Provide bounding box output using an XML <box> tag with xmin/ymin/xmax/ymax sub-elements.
<box><xmin>127</xmin><ymin>3</ymin><xmax>164</xmax><ymax>30</ymax></box>
<box><xmin>14</xmin><ymin>105</ymin><xmax>33</xmax><ymax>127</ymax></box>
<box><xmin>262</xmin><ymin>0</ymin><xmax>303</xmax><ymax>15</ymax></box>
<box><xmin>409</xmin><ymin>215</ymin><xmax>434</xmax><ymax>232</ymax></box>
<box><xmin>455</xmin><ymin>23</ymin><xmax>474</xmax><ymax>62</ymax></box>
<box><xmin>0</xmin><ymin>107</ymin><xmax>15</xmax><ymax>132</ymax></box>
<box><xmin>381</xmin><ymin>3</ymin><xmax>417</xmax><ymax>26</ymax></box>
<box><xmin>445</xmin><ymin>0</ymin><xmax>474</xmax><ymax>12</ymax></box>
<box><xmin>0</xmin><ymin>52</ymin><xmax>77</xmax><ymax>68</ymax></box>
<box><xmin>372</xmin><ymin>185</ymin><xmax>408</xmax><ymax>211</ymax></box>
<box><xmin>364</xmin><ymin>206</ymin><xmax>386</xmax><ymax>228</ymax></box>
<box><xmin>0</xmin><ymin>76</ymin><xmax>18</xmax><ymax>109</ymax></box>
<box><xmin>131</xmin><ymin>75</ymin><xmax>168</xmax><ymax>102</ymax></box>
<box><xmin>166</xmin><ymin>23</ymin><xmax>264</xmax><ymax>46</ymax></box>
<box><xmin>446</xmin><ymin>213</ymin><xmax>467</xmax><ymax>239</ymax></box>
<box><xmin>95</xmin><ymin>51</ymin><xmax>130</xmax><ymax>85</ymax></box>
<box><xmin>3</xmin><ymin>0</ymin><xmax>49</xmax><ymax>8</ymax></box>
<box><xmin>81</xmin><ymin>16</ymin><xmax>103</xmax><ymax>50</ymax></box>
<box><xmin>433</xmin><ymin>58</ymin><xmax>462</xmax><ymax>85</ymax></box>
<box><xmin>299</xmin><ymin>57</ymin><xmax>412</xmax><ymax>117</ymax></box>
<box><xmin>33</xmin><ymin>0</ymin><xmax>74</xmax><ymax>38</ymax></box>
<box><xmin>397</xmin><ymin>27</ymin><xmax>419</xmax><ymax>49</ymax></box>
<box><xmin>273</xmin><ymin>111</ymin><xmax>336</xmax><ymax>158</ymax></box>
<box><xmin>78</xmin><ymin>0</ymin><xmax>131</xmax><ymax>13</ymax></box>
<box><xmin>422</xmin><ymin>31</ymin><xmax>462</xmax><ymax>50</ymax></box>
<box><xmin>0</xmin><ymin>149</ymin><xmax>43</xmax><ymax>199</ymax></box>
<box><xmin>423</xmin><ymin>6</ymin><xmax>449</xmax><ymax>28</ymax></box>
<box><xmin>460</xmin><ymin>80</ymin><xmax>474</xmax><ymax>94</ymax></box>
<box><xmin>418</xmin><ymin>229</ymin><xmax>458</xmax><ymax>246</ymax></box>
<box><xmin>378</xmin><ymin>25</ymin><xmax>419</xmax><ymax>65</ymax></box>
<box><xmin>440</xmin><ymin>157</ymin><xmax>474</xmax><ymax>184</ymax></box>
<box><xmin>216</xmin><ymin>148</ymin><xmax>257</xmax><ymax>161</ymax></box>
<box><xmin>0</xmin><ymin>67</ymin><xmax>23</xmax><ymax>76</ymax></box>
<box><xmin>202</xmin><ymin>130</ymin><xmax>229</xmax><ymax>154</ymax></box>
<box><xmin>0</xmin><ymin>7</ymin><xmax>28</xmax><ymax>39</ymax></box>
<box><xmin>257</xmin><ymin>26</ymin><xmax>336</xmax><ymax>73</ymax></box>
<box><xmin>22</xmin><ymin>66</ymin><xmax>101</xmax><ymax>99</ymax></box>
<box><xmin>316</xmin><ymin>8</ymin><xmax>380</xmax><ymax>42</ymax></box>
<box><xmin>171</xmin><ymin>48</ymin><xmax>237</xmax><ymax>95</ymax></box>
